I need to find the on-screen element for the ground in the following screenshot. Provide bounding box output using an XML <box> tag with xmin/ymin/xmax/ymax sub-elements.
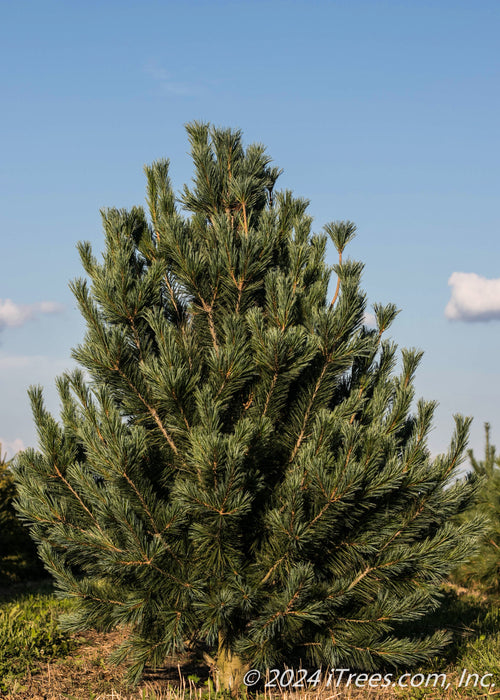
<box><xmin>0</xmin><ymin>581</ymin><xmax>499</xmax><ymax>699</ymax></box>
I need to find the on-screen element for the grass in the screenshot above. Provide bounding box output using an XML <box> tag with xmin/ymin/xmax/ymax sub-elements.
<box><xmin>0</xmin><ymin>579</ymin><xmax>79</xmax><ymax>693</ymax></box>
<box><xmin>0</xmin><ymin>581</ymin><xmax>499</xmax><ymax>699</ymax></box>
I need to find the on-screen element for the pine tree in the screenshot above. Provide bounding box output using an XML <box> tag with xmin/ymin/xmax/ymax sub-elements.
<box><xmin>454</xmin><ymin>423</ymin><xmax>500</xmax><ymax>593</ymax></box>
<box><xmin>15</xmin><ymin>122</ymin><xmax>481</xmax><ymax>689</ymax></box>
<box><xmin>1</xmin><ymin>444</ymin><xmax>44</xmax><ymax>582</ymax></box>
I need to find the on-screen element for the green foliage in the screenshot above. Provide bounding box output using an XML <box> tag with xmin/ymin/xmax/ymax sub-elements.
<box><xmin>15</xmin><ymin>123</ymin><xmax>481</xmax><ymax>688</ymax></box>
<box><xmin>416</xmin><ymin>589</ymin><xmax>500</xmax><ymax>668</ymax></box>
<box><xmin>0</xmin><ymin>587</ymin><xmax>76</xmax><ymax>691</ymax></box>
<box><xmin>426</xmin><ymin>591</ymin><xmax>500</xmax><ymax>697</ymax></box>
<box><xmin>454</xmin><ymin>423</ymin><xmax>500</xmax><ymax>593</ymax></box>
<box><xmin>0</xmin><ymin>444</ymin><xmax>45</xmax><ymax>583</ymax></box>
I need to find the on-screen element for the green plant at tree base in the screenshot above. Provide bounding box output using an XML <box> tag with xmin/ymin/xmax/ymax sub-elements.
<box><xmin>15</xmin><ymin>123</ymin><xmax>482</xmax><ymax>691</ymax></box>
<box><xmin>454</xmin><ymin>423</ymin><xmax>500</xmax><ymax>594</ymax></box>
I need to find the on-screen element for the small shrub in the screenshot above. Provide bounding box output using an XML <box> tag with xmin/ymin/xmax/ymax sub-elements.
<box><xmin>453</xmin><ymin>423</ymin><xmax>500</xmax><ymax>594</ymax></box>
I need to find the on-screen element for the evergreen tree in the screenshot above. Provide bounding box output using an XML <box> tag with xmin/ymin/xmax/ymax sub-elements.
<box><xmin>1</xmin><ymin>444</ymin><xmax>44</xmax><ymax>582</ymax></box>
<box><xmin>454</xmin><ymin>423</ymin><xmax>500</xmax><ymax>593</ymax></box>
<box><xmin>15</xmin><ymin>123</ymin><xmax>481</xmax><ymax>689</ymax></box>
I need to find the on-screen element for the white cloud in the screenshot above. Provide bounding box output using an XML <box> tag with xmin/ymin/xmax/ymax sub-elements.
<box><xmin>0</xmin><ymin>298</ymin><xmax>64</xmax><ymax>331</ymax></box>
<box><xmin>363</xmin><ymin>312</ymin><xmax>377</xmax><ymax>328</ymax></box>
<box><xmin>0</xmin><ymin>354</ymin><xmax>64</xmax><ymax>370</ymax></box>
<box><xmin>0</xmin><ymin>437</ymin><xmax>25</xmax><ymax>460</ymax></box>
<box><xmin>0</xmin><ymin>353</ymin><xmax>74</xmax><ymax>376</ymax></box>
<box><xmin>37</xmin><ymin>301</ymin><xmax>63</xmax><ymax>314</ymax></box>
<box><xmin>445</xmin><ymin>272</ymin><xmax>500</xmax><ymax>322</ymax></box>
<box><xmin>144</xmin><ymin>60</ymin><xmax>204</xmax><ymax>97</ymax></box>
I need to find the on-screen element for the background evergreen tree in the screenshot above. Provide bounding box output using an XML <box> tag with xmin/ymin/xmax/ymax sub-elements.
<box><xmin>15</xmin><ymin>123</ymin><xmax>481</xmax><ymax>689</ymax></box>
<box><xmin>0</xmin><ymin>444</ymin><xmax>44</xmax><ymax>583</ymax></box>
<box><xmin>454</xmin><ymin>423</ymin><xmax>500</xmax><ymax>593</ymax></box>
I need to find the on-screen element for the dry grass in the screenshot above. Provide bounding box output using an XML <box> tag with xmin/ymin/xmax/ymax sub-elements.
<box><xmin>3</xmin><ymin>624</ymin><xmax>499</xmax><ymax>700</ymax></box>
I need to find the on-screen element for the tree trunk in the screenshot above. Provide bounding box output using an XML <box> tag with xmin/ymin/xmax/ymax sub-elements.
<box><xmin>214</xmin><ymin>633</ymin><xmax>249</xmax><ymax>694</ymax></box>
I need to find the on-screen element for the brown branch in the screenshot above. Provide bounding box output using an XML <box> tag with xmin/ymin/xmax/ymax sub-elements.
<box><xmin>330</xmin><ymin>249</ymin><xmax>343</xmax><ymax>307</ymax></box>
<box><xmin>243</xmin><ymin>392</ymin><xmax>254</xmax><ymax>411</ymax></box>
<box><xmin>289</xmin><ymin>361</ymin><xmax>330</xmax><ymax>462</ymax></box>
<box><xmin>241</xmin><ymin>201</ymin><xmax>248</xmax><ymax>236</ymax></box>
<box><xmin>171</xmin><ymin>388</ymin><xmax>190</xmax><ymax>430</ymax></box>
<box><xmin>262</xmin><ymin>371</ymin><xmax>279</xmax><ymax>417</ymax></box>
<box><xmin>52</xmin><ymin>462</ymin><xmax>107</xmax><ymax>537</ymax></box>
<box><xmin>347</xmin><ymin>566</ymin><xmax>374</xmax><ymax>591</ymax></box>
<box><xmin>129</xmin><ymin>316</ymin><xmax>144</xmax><ymax>362</ymax></box>
<box><xmin>121</xmin><ymin>471</ymin><xmax>160</xmax><ymax>535</ymax></box>
<box><xmin>260</xmin><ymin>555</ymin><xmax>287</xmax><ymax>585</ymax></box>
<box><xmin>261</xmin><ymin>580</ymin><xmax>306</xmax><ymax>629</ymax></box>
<box><xmin>164</xmin><ymin>274</ymin><xmax>180</xmax><ymax>317</ymax></box>
<box><xmin>116</xmin><ymin>366</ymin><xmax>179</xmax><ymax>456</ymax></box>
<box><xmin>303</xmin><ymin>473</ymin><xmax>357</xmax><ymax>531</ymax></box>
<box><xmin>201</xmin><ymin>300</ymin><xmax>219</xmax><ymax>355</ymax></box>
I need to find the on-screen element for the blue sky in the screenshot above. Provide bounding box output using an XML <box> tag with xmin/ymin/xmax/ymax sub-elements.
<box><xmin>1</xmin><ymin>0</ymin><xmax>499</xmax><ymax>465</ymax></box>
